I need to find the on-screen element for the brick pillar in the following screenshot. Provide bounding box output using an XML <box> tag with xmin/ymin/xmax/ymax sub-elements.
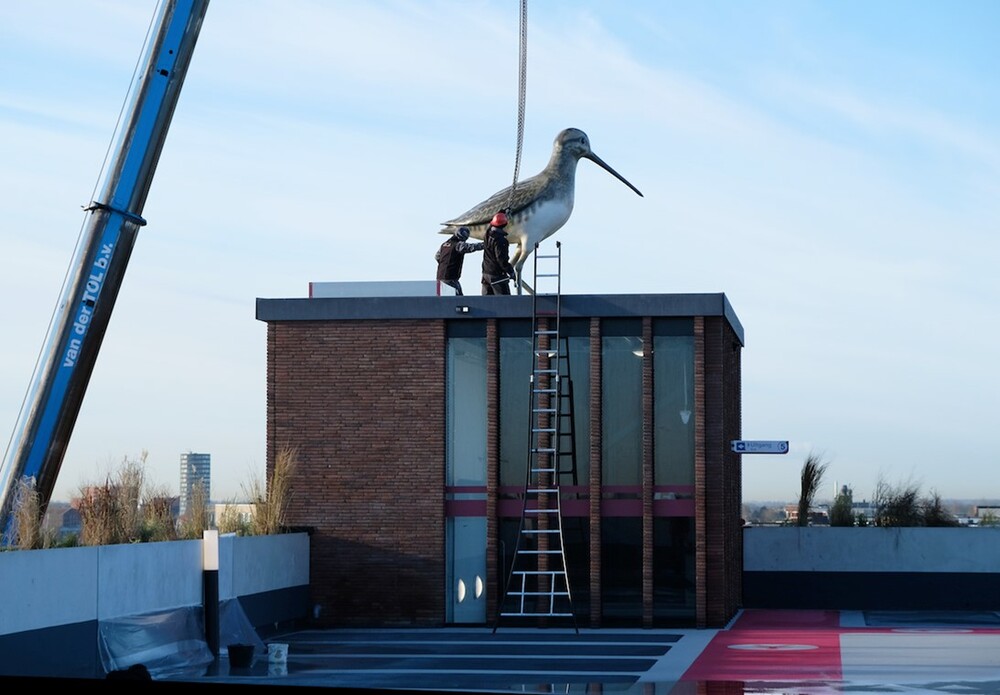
<box><xmin>642</xmin><ymin>316</ymin><xmax>654</xmax><ymax>627</ymax></box>
<box><xmin>589</xmin><ymin>318</ymin><xmax>602</xmax><ymax>627</ymax></box>
<box><xmin>693</xmin><ymin>317</ymin><xmax>708</xmax><ymax>627</ymax></box>
<box><xmin>486</xmin><ymin>320</ymin><xmax>499</xmax><ymax>622</ymax></box>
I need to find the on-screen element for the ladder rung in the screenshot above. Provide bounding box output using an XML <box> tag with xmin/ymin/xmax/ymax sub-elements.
<box><xmin>527</xmin><ymin>488</ymin><xmax>559</xmax><ymax>495</ymax></box>
<box><xmin>517</xmin><ymin>550</ymin><xmax>563</xmax><ymax>555</ymax></box>
<box><xmin>525</xmin><ymin>508</ymin><xmax>559</xmax><ymax>514</ymax></box>
<box><xmin>500</xmin><ymin>612</ymin><xmax>574</xmax><ymax>617</ymax></box>
<box><xmin>504</xmin><ymin>590</ymin><xmax>570</xmax><ymax>597</ymax></box>
<box><xmin>512</xmin><ymin>570</ymin><xmax>567</xmax><ymax>576</ymax></box>
<box><xmin>533</xmin><ymin>408</ymin><xmax>556</xmax><ymax>414</ymax></box>
<box><xmin>531</xmin><ymin>467</ymin><xmax>556</xmax><ymax>474</ymax></box>
<box><xmin>522</xmin><ymin>529</ymin><xmax>560</xmax><ymax>534</ymax></box>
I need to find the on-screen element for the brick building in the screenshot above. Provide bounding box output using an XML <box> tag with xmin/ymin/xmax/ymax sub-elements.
<box><xmin>256</xmin><ymin>290</ymin><xmax>744</xmax><ymax>629</ymax></box>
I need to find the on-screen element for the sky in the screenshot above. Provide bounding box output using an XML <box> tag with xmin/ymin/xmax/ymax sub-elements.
<box><xmin>1</xmin><ymin>1</ymin><xmax>998</xmax><ymax>505</ymax></box>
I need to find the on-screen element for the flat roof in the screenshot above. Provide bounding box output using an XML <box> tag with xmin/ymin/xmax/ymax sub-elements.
<box><xmin>255</xmin><ymin>292</ymin><xmax>744</xmax><ymax>345</ymax></box>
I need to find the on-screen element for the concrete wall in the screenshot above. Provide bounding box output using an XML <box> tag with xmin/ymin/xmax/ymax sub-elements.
<box><xmin>743</xmin><ymin>527</ymin><xmax>1000</xmax><ymax>610</ymax></box>
<box><xmin>0</xmin><ymin>533</ymin><xmax>310</xmax><ymax>678</ymax></box>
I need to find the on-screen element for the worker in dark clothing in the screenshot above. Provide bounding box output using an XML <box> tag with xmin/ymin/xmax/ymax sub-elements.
<box><xmin>481</xmin><ymin>211</ymin><xmax>516</xmax><ymax>295</ymax></box>
<box><xmin>436</xmin><ymin>226</ymin><xmax>483</xmax><ymax>296</ymax></box>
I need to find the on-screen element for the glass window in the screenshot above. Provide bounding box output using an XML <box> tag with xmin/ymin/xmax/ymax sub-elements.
<box><xmin>601</xmin><ymin>319</ymin><xmax>643</xmax><ymax>487</ymax></box>
<box><xmin>560</xmin><ymin>321</ymin><xmax>590</xmax><ymax>488</ymax></box>
<box><xmin>447</xmin><ymin>328</ymin><xmax>486</xmax><ymax>486</ymax></box>
<box><xmin>653</xmin><ymin>329</ymin><xmax>695</xmax><ymax>487</ymax></box>
<box><xmin>499</xmin><ymin>320</ymin><xmax>533</xmax><ymax>488</ymax></box>
<box><xmin>601</xmin><ymin>517</ymin><xmax>642</xmax><ymax>624</ymax></box>
<box><xmin>653</xmin><ymin>517</ymin><xmax>695</xmax><ymax>624</ymax></box>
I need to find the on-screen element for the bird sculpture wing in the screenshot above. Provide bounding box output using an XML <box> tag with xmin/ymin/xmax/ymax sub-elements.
<box><xmin>440</xmin><ymin>174</ymin><xmax>548</xmax><ymax>235</ymax></box>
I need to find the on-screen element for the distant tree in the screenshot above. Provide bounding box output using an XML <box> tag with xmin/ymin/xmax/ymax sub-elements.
<box><xmin>922</xmin><ymin>491</ymin><xmax>960</xmax><ymax>527</ymax></box>
<box><xmin>743</xmin><ymin>505</ymin><xmax>785</xmax><ymax>525</ymax></box>
<box><xmin>873</xmin><ymin>476</ymin><xmax>923</xmax><ymax>527</ymax></box>
<box><xmin>980</xmin><ymin>512</ymin><xmax>1000</xmax><ymax>527</ymax></box>
<box><xmin>829</xmin><ymin>486</ymin><xmax>854</xmax><ymax>527</ymax></box>
<box><xmin>797</xmin><ymin>453</ymin><xmax>829</xmax><ymax>527</ymax></box>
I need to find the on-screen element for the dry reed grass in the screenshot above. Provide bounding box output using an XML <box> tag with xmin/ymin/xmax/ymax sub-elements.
<box><xmin>9</xmin><ymin>477</ymin><xmax>46</xmax><ymax>550</ymax></box>
<box><xmin>244</xmin><ymin>444</ymin><xmax>297</xmax><ymax>535</ymax></box>
<box><xmin>178</xmin><ymin>480</ymin><xmax>210</xmax><ymax>540</ymax></box>
<box><xmin>216</xmin><ymin>503</ymin><xmax>251</xmax><ymax>536</ymax></box>
<box><xmin>141</xmin><ymin>483</ymin><xmax>178</xmax><ymax>542</ymax></box>
<box><xmin>76</xmin><ymin>451</ymin><xmax>161</xmax><ymax>545</ymax></box>
<box><xmin>796</xmin><ymin>452</ymin><xmax>829</xmax><ymax>527</ymax></box>
<box><xmin>6</xmin><ymin>445</ymin><xmax>298</xmax><ymax>550</ymax></box>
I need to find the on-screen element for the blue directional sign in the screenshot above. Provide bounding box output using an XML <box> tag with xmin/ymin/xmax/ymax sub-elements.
<box><xmin>731</xmin><ymin>440</ymin><xmax>789</xmax><ymax>454</ymax></box>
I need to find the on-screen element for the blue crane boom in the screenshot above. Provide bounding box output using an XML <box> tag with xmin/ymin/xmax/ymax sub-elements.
<box><xmin>0</xmin><ymin>0</ymin><xmax>211</xmax><ymax>542</ymax></box>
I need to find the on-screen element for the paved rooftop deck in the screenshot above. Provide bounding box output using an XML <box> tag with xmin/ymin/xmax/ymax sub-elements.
<box><xmin>11</xmin><ymin>609</ymin><xmax>1000</xmax><ymax>693</ymax></box>
<box><xmin>156</xmin><ymin>609</ymin><xmax>1000</xmax><ymax>694</ymax></box>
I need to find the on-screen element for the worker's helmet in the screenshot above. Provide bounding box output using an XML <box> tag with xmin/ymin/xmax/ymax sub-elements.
<box><xmin>457</xmin><ymin>227</ymin><xmax>470</xmax><ymax>241</ymax></box>
<box><xmin>491</xmin><ymin>211</ymin><xmax>508</xmax><ymax>227</ymax></box>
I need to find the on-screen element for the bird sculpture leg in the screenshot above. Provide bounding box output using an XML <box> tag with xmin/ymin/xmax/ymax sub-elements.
<box><xmin>516</xmin><ymin>266</ymin><xmax>534</xmax><ymax>295</ymax></box>
<box><xmin>510</xmin><ymin>246</ymin><xmax>534</xmax><ymax>295</ymax></box>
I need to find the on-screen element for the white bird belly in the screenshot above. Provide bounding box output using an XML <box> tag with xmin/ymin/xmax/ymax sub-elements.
<box><xmin>515</xmin><ymin>198</ymin><xmax>573</xmax><ymax>247</ymax></box>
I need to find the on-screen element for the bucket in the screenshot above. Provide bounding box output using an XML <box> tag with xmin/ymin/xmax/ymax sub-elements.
<box><xmin>267</xmin><ymin>642</ymin><xmax>288</xmax><ymax>664</ymax></box>
<box><xmin>227</xmin><ymin>643</ymin><xmax>255</xmax><ymax>668</ymax></box>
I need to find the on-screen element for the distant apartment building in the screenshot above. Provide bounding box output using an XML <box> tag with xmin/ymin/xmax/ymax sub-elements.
<box><xmin>179</xmin><ymin>451</ymin><xmax>211</xmax><ymax>517</ymax></box>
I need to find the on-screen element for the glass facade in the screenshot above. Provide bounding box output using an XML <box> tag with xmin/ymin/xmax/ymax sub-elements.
<box><xmin>445</xmin><ymin>316</ymin><xmax>696</xmax><ymax>626</ymax></box>
<box><xmin>653</xmin><ymin>320</ymin><xmax>696</xmax><ymax>622</ymax></box>
<box><xmin>599</xmin><ymin>318</ymin><xmax>643</xmax><ymax>622</ymax></box>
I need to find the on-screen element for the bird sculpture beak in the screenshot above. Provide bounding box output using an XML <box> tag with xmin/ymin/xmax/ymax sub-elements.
<box><xmin>585</xmin><ymin>152</ymin><xmax>643</xmax><ymax>197</ymax></box>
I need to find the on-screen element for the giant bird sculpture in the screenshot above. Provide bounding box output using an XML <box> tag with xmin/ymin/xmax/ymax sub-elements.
<box><xmin>440</xmin><ymin>127</ymin><xmax>643</xmax><ymax>294</ymax></box>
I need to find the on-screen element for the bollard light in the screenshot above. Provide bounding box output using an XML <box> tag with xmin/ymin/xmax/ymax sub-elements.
<box><xmin>202</xmin><ymin>529</ymin><xmax>219</xmax><ymax>570</ymax></box>
<box><xmin>203</xmin><ymin>529</ymin><xmax>220</xmax><ymax>656</ymax></box>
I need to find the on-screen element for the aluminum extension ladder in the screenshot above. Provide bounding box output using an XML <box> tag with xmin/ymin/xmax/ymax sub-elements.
<box><xmin>494</xmin><ymin>241</ymin><xmax>578</xmax><ymax>633</ymax></box>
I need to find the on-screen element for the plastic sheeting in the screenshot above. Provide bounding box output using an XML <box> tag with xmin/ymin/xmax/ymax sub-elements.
<box><xmin>98</xmin><ymin>599</ymin><xmax>265</xmax><ymax>679</ymax></box>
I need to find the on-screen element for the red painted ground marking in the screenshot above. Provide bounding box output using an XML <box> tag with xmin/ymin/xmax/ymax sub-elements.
<box><xmin>681</xmin><ymin>610</ymin><xmax>843</xmax><ymax>682</ymax></box>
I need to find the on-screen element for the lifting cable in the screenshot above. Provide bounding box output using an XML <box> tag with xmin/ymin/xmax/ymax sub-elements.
<box><xmin>504</xmin><ymin>0</ymin><xmax>528</xmax><ymax>213</ymax></box>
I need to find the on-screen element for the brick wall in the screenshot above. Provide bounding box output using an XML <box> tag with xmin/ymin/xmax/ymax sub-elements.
<box><xmin>700</xmin><ymin>316</ymin><xmax>743</xmax><ymax>626</ymax></box>
<box><xmin>267</xmin><ymin>319</ymin><xmax>446</xmax><ymax>626</ymax></box>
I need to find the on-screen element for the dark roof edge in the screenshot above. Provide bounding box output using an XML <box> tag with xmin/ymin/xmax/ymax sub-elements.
<box><xmin>255</xmin><ymin>293</ymin><xmax>745</xmax><ymax>345</ymax></box>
